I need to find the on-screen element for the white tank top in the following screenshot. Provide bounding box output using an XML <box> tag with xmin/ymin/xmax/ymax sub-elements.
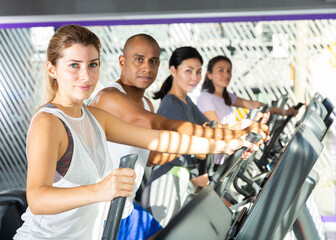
<box><xmin>14</xmin><ymin>105</ymin><xmax>113</xmax><ymax>240</ymax></box>
<box><xmin>104</xmin><ymin>82</ymin><xmax>150</xmax><ymax>218</ymax></box>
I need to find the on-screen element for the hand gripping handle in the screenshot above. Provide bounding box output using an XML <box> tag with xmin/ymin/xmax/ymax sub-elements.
<box><xmin>209</xmin><ymin>132</ymin><xmax>263</xmax><ymax>189</ymax></box>
<box><xmin>101</xmin><ymin>154</ymin><xmax>138</xmax><ymax>240</ymax></box>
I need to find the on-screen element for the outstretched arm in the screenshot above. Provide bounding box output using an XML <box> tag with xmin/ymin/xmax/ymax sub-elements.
<box><xmin>269</xmin><ymin>106</ymin><xmax>298</xmax><ymax>116</ymax></box>
<box><xmin>90</xmin><ymin>88</ymin><xmax>267</xmax><ymax>141</ymax></box>
<box><xmin>233</xmin><ymin>96</ymin><xmax>298</xmax><ymax>116</ymax></box>
<box><xmin>90</xmin><ymin>106</ymin><xmax>259</xmax><ymax>157</ymax></box>
<box><xmin>233</xmin><ymin>96</ymin><xmax>264</xmax><ymax>109</ymax></box>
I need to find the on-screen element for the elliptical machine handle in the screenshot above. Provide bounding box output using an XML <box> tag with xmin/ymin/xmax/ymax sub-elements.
<box><xmin>101</xmin><ymin>154</ymin><xmax>138</xmax><ymax>240</ymax></box>
<box><xmin>209</xmin><ymin>132</ymin><xmax>263</xmax><ymax>189</ymax></box>
<box><xmin>247</xmin><ymin>104</ymin><xmax>270</xmax><ymax>121</ymax></box>
<box><xmin>205</xmin><ymin>120</ymin><xmax>217</xmax><ymax>180</ymax></box>
<box><xmin>294</xmin><ymin>102</ymin><xmax>304</xmax><ymax>110</ymax></box>
<box><xmin>260</xmin><ymin>104</ymin><xmax>271</xmax><ymax>113</ymax></box>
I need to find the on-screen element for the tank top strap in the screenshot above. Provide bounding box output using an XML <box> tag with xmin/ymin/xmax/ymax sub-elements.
<box><xmin>109</xmin><ymin>82</ymin><xmax>151</xmax><ymax>111</ymax></box>
<box><xmin>109</xmin><ymin>81</ymin><xmax>126</xmax><ymax>94</ymax></box>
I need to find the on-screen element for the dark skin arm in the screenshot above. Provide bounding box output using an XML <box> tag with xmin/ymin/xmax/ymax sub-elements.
<box><xmin>90</xmin><ymin>87</ymin><xmax>268</xmax><ymax>165</ymax></box>
<box><xmin>234</xmin><ymin>97</ymin><xmax>298</xmax><ymax>116</ymax></box>
<box><xmin>90</xmin><ymin>87</ymin><xmax>266</xmax><ymax>140</ymax></box>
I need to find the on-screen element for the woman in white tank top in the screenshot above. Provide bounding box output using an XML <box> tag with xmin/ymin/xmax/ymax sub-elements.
<box><xmin>14</xmin><ymin>24</ymin><xmax>260</xmax><ymax>240</ymax></box>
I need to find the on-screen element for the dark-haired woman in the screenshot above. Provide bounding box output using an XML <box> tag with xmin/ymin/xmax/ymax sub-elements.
<box><xmin>196</xmin><ymin>56</ymin><xmax>298</xmax><ymax>164</ymax></box>
<box><xmin>141</xmin><ymin>47</ymin><xmax>231</xmax><ymax>227</ymax></box>
<box><xmin>197</xmin><ymin>56</ymin><xmax>298</xmax><ymax>126</ymax></box>
<box><xmin>142</xmin><ymin>48</ymin><xmax>269</xmax><ymax>227</ymax></box>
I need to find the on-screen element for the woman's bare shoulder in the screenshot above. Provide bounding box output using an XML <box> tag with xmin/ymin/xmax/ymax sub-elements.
<box><xmin>29</xmin><ymin>111</ymin><xmax>65</xmax><ymax>137</ymax></box>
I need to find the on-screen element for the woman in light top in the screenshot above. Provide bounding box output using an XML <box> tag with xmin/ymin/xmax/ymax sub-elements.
<box><xmin>14</xmin><ymin>26</ymin><xmax>258</xmax><ymax>240</ymax></box>
<box><xmin>197</xmin><ymin>56</ymin><xmax>298</xmax><ymax>125</ymax></box>
<box><xmin>196</xmin><ymin>56</ymin><xmax>297</xmax><ymax>164</ymax></box>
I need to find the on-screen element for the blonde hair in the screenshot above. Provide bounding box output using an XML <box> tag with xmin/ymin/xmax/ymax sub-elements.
<box><xmin>42</xmin><ymin>24</ymin><xmax>101</xmax><ymax>104</ymax></box>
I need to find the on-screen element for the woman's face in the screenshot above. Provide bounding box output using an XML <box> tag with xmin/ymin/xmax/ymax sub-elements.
<box><xmin>207</xmin><ymin>60</ymin><xmax>232</xmax><ymax>90</ymax></box>
<box><xmin>48</xmin><ymin>43</ymin><xmax>100</xmax><ymax>103</ymax></box>
<box><xmin>171</xmin><ymin>58</ymin><xmax>202</xmax><ymax>95</ymax></box>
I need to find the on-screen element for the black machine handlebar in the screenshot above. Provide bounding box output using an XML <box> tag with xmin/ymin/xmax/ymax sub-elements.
<box><xmin>294</xmin><ymin>102</ymin><xmax>304</xmax><ymax>110</ymax></box>
<box><xmin>101</xmin><ymin>154</ymin><xmax>138</xmax><ymax>240</ymax></box>
<box><xmin>209</xmin><ymin>132</ymin><xmax>263</xmax><ymax>189</ymax></box>
<box><xmin>260</xmin><ymin>104</ymin><xmax>271</xmax><ymax>113</ymax></box>
<box><xmin>247</xmin><ymin>104</ymin><xmax>270</xmax><ymax>121</ymax></box>
<box><xmin>205</xmin><ymin>120</ymin><xmax>217</xmax><ymax>180</ymax></box>
<box><xmin>256</xmin><ymin>102</ymin><xmax>304</xmax><ymax>171</ymax></box>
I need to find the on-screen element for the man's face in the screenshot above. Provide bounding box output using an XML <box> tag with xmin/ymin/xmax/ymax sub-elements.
<box><xmin>119</xmin><ymin>38</ymin><xmax>160</xmax><ymax>89</ymax></box>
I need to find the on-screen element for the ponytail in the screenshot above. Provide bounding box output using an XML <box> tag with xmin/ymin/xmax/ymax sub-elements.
<box><xmin>153</xmin><ymin>75</ymin><xmax>173</xmax><ymax>100</ymax></box>
<box><xmin>223</xmin><ymin>88</ymin><xmax>232</xmax><ymax>106</ymax></box>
